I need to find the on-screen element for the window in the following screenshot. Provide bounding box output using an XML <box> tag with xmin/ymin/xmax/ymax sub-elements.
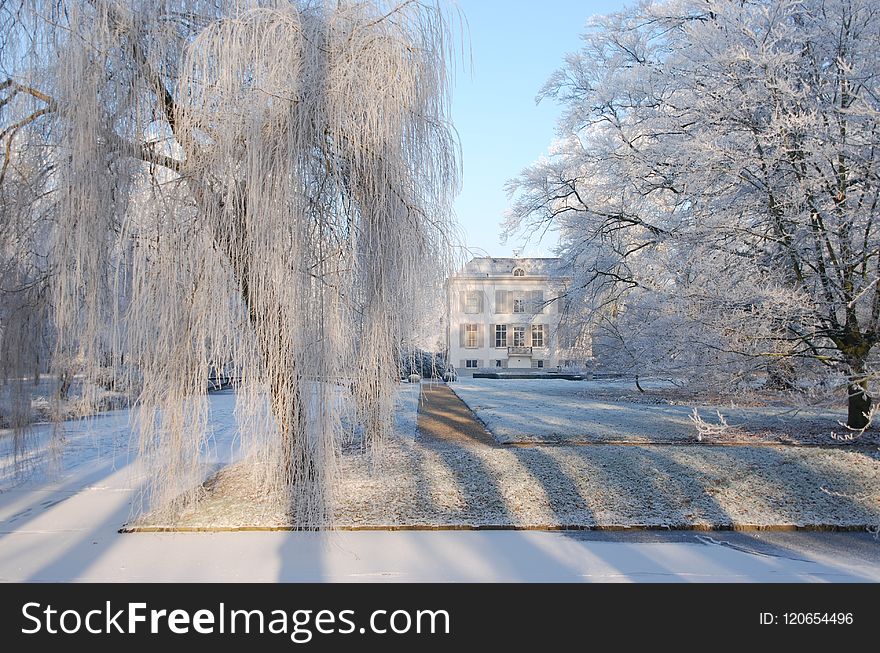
<box><xmin>495</xmin><ymin>324</ymin><xmax>507</xmax><ymax>348</ymax></box>
<box><xmin>531</xmin><ymin>324</ymin><xmax>545</xmax><ymax>348</ymax></box>
<box><xmin>495</xmin><ymin>359</ymin><xmax>503</xmax><ymax>368</ymax></box>
<box><xmin>465</xmin><ymin>291</ymin><xmax>482</xmax><ymax>314</ymax></box>
<box><xmin>465</xmin><ymin>324</ymin><xmax>478</xmax><ymax>348</ymax></box>
<box><xmin>512</xmin><ymin>326</ymin><xmax>526</xmax><ymax>347</ymax></box>
<box><xmin>466</xmin><ymin>359</ymin><xmax>478</xmax><ymax>369</ymax></box>
<box><xmin>513</xmin><ymin>298</ymin><xmax>525</xmax><ymax>313</ymax></box>
<box><xmin>513</xmin><ymin>268</ymin><xmax>525</xmax><ymax>277</ymax></box>
<box><xmin>532</xmin><ymin>359</ymin><xmax>544</xmax><ymax>369</ymax></box>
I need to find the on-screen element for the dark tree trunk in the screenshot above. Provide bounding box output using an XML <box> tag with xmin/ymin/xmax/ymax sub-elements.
<box><xmin>268</xmin><ymin>355</ymin><xmax>310</xmax><ymax>486</ymax></box>
<box><xmin>57</xmin><ymin>367</ymin><xmax>75</xmax><ymax>400</ymax></box>
<box><xmin>847</xmin><ymin>376</ymin><xmax>872</xmax><ymax>430</ymax></box>
<box><xmin>843</xmin><ymin>347</ymin><xmax>873</xmax><ymax>430</ymax></box>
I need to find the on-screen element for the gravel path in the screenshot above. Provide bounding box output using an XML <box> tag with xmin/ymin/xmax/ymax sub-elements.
<box><xmin>417</xmin><ymin>382</ymin><xmax>495</xmax><ymax>445</ymax></box>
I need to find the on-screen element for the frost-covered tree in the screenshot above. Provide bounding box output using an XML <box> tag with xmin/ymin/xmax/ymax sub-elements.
<box><xmin>0</xmin><ymin>145</ymin><xmax>55</xmax><ymax>431</ymax></box>
<box><xmin>506</xmin><ymin>0</ymin><xmax>880</xmax><ymax>428</ymax></box>
<box><xmin>0</xmin><ymin>0</ymin><xmax>459</xmax><ymax>522</ymax></box>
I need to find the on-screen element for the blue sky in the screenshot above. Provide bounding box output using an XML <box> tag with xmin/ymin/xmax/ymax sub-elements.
<box><xmin>451</xmin><ymin>0</ymin><xmax>627</xmax><ymax>259</ymax></box>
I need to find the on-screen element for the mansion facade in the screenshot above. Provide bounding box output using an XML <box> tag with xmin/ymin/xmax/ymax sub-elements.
<box><xmin>447</xmin><ymin>257</ymin><xmax>582</xmax><ymax>373</ymax></box>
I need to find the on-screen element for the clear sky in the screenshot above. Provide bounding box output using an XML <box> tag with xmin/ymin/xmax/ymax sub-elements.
<box><xmin>451</xmin><ymin>0</ymin><xmax>627</xmax><ymax>259</ymax></box>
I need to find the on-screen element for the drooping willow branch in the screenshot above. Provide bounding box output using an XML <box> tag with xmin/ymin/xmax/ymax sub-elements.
<box><xmin>1</xmin><ymin>1</ymin><xmax>461</xmax><ymax>526</ymax></box>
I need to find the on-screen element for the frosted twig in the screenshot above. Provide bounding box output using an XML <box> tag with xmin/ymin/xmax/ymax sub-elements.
<box><xmin>689</xmin><ymin>408</ymin><xmax>730</xmax><ymax>442</ymax></box>
<box><xmin>831</xmin><ymin>404</ymin><xmax>878</xmax><ymax>441</ymax></box>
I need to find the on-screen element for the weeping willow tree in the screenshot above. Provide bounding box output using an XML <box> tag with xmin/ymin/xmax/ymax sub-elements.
<box><xmin>0</xmin><ymin>0</ymin><xmax>460</xmax><ymax>524</ymax></box>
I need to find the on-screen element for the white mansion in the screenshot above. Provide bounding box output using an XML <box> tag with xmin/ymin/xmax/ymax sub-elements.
<box><xmin>447</xmin><ymin>257</ymin><xmax>582</xmax><ymax>373</ymax></box>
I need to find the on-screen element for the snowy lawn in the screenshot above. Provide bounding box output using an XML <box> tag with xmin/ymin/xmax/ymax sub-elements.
<box><xmin>448</xmin><ymin>378</ymin><xmax>875</xmax><ymax>445</ymax></box>
<box><xmin>132</xmin><ymin>383</ymin><xmax>880</xmax><ymax>530</ymax></box>
<box><xmin>329</xmin><ymin>438</ymin><xmax>880</xmax><ymax>529</ymax></box>
<box><xmin>4</xmin><ymin>384</ymin><xmax>879</xmax><ymax>531</ymax></box>
<box><xmin>0</xmin><ymin>375</ymin><xmax>131</xmax><ymax>429</ymax></box>
<box><xmin>0</xmin><ymin>389</ymin><xmax>243</xmax><ymax>492</ymax></box>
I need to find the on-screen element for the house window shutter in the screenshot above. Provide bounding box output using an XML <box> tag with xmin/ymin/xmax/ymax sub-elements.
<box><xmin>459</xmin><ymin>324</ymin><xmax>466</xmax><ymax>347</ymax></box>
<box><xmin>531</xmin><ymin>290</ymin><xmax>543</xmax><ymax>313</ymax></box>
<box><xmin>489</xmin><ymin>323</ymin><xmax>495</xmax><ymax>347</ymax></box>
<box><xmin>495</xmin><ymin>290</ymin><xmax>504</xmax><ymax>314</ymax></box>
<box><xmin>477</xmin><ymin>291</ymin><xmax>484</xmax><ymax>313</ymax></box>
<box><xmin>459</xmin><ymin>291</ymin><xmax>467</xmax><ymax>313</ymax></box>
<box><xmin>477</xmin><ymin>324</ymin><xmax>485</xmax><ymax>348</ymax></box>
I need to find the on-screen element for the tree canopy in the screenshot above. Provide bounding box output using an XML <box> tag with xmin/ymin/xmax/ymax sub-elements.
<box><xmin>507</xmin><ymin>0</ymin><xmax>880</xmax><ymax>428</ymax></box>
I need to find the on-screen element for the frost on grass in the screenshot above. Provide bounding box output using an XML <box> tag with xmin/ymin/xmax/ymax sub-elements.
<box><xmin>0</xmin><ymin>1</ymin><xmax>460</xmax><ymax>526</ymax></box>
<box><xmin>135</xmin><ymin>429</ymin><xmax>880</xmax><ymax>530</ymax></box>
<box><xmin>448</xmin><ymin>379</ymin><xmax>877</xmax><ymax>446</ymax></box>
<box><xmin>130</xmin><ymin>385</ymin><xmax>880</xmax><ymax>530</ymax></box>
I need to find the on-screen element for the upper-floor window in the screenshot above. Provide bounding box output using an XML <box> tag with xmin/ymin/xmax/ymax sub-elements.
<box><xmin>512</xmin><ymin>326</ymin><xmax>526</xmax><ymax>347</ymax></box>
<box><xmin>513</xmin><ymin>268</ymin><xmax>525</xmax><ymax>277</ymax></box>
<box><xmin>495</xmin><ymin>324</ymin><xmax>507</xmax><ymax>348</ymax></box>
<box><xmin>513</xmin><ymin>298</ymin><xmax>525</xmax><ymax>313</ymax></box>
<box><xmin>465</xmin><ymin>291</ymin><xmax>482</xmax><ymax>314</ymax></box>
<box><xmin>465</xmin><ymin>324</ymin><xmax>478</xmax><ymax>348</ymax></box>
<box><xmin>531</xmin><ymin>324</ymin><xmax>545</xmax><ymax>348</ymax></box>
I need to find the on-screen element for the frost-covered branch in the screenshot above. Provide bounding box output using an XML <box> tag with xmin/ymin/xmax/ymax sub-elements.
<box><xmin>508</xmin><ymin>0</ymin><xmax>880</xmax><ymax>427</ymax></box>
<box><xmin>689</xmin><ymin>408</ymin><xmax>730</xmax><ymax>443</ymax></box>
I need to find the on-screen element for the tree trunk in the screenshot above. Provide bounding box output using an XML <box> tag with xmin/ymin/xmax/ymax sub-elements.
<box><xmin>199</xmin><ymin>184</ymin><xmax>306</xmax><ymax>487</ymax></box>
<box><xmin>634</xmin><ymin>374</ymin><xmax>645</xmax><ymax>393</ymax></box>
<box><xmin>847</xmin><ymin>375</ymin><xmax>872</xmax><ymax>430</ymax></box>
<box><xmin>58</xmin><ymin>367</ymin><xmax>75</xmax><ymax>400</ymax></box>
<box><xmin>843</xmin><ymin>347</ymin><xmax>873</xmax><ymax>430</ymax></box>
<box><xmin>269</xmin><ymin>370</ymin><xmax>309</xmax><ymax>486</ymax></box>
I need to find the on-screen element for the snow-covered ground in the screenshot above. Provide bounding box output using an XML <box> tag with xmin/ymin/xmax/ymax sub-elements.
<box><xmin>0</xmin><ymin>375</ymin><xmax>130</xmax><ymax>429</ymax></box>
<box><xmin>449</xmin><ymin>378</ymin><xmax>871</xmax><ymax>445</ymax></box>
<box><xmin>0</xmin><ymin>389</ymin><xmax>243</xmax><ymax>493</ymax></box>
<box><xmin>119</xmin><ymin>382</ymin><xmax>880</xmax><ymax>531</ymax></box>
<box><xmin>328</xmin><ymin>438</ymin><xmax>880</xmax><ymax>530</ymax></box>
<box><xmin>1</xmin><ymin>385</ymin><xmax>879</xmax><ymax>581</ymax></box>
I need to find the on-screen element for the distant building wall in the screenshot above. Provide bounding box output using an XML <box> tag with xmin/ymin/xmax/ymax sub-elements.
<box><xmin>446</xmin><ymin>257</ymin><xmax>590</xmax><ymax>374</ymax></box>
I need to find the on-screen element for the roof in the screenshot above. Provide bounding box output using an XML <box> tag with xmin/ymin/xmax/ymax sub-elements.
<box><xmin>454</xmin><ymin>257</ymin><xmax>564</xmax><ymax>278</ymax></box>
